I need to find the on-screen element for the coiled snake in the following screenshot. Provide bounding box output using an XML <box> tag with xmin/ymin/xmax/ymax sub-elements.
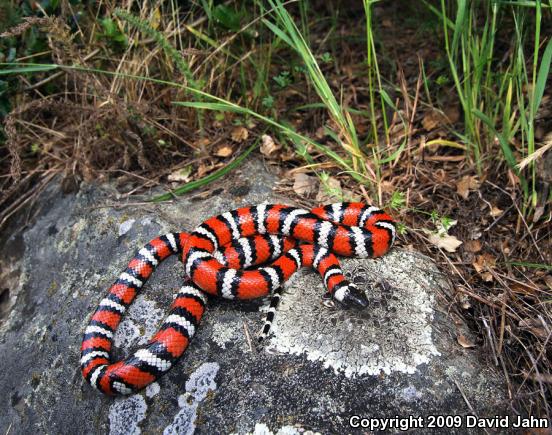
<box><xmin>80</xmin><ymin>202</ymin><xmax>396</xmax><ymax>396</ymax></box>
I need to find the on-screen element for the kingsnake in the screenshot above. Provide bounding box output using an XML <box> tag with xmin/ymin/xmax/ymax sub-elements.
<box><xmin>81</xmin><ymin>203</ymin><xmax>396</xmax><ymax>396</ymax></box>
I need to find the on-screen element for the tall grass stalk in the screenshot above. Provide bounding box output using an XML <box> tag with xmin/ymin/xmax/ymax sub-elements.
<box><xmin>363</xmin><ymin>0</ymin><xmax>393</xmax><ymax>193</ymax></box>
<box><xmin>261</xmin><ymin>0</ymin><xmax>371</xmax><ymax>181</ymax></box>
<box><xmin>437</xmin><ymin>0</ymin><xmax>552</xmax><ymax>209</ymax></box>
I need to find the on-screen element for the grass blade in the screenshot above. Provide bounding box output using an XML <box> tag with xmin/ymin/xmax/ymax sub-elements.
<box><xmin>532</xmin><ymin>37</ymin><xmax>552</xmax><ymax>114</ymax></box>
<box><xmin>151</xmin><ymin>137</ymin><xmax>260</xmax><ymax>202</ymax></box>
<box><xmin>0</xmin><ymin>64</ymin><xmax>59</xmax><ymax>75</ymax></box>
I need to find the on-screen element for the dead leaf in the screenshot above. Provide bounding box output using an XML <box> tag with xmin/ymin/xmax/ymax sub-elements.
<box><xmin>464</xmin><ymin>240</ymin><xmax>482</xmax><ymax>253</ymax></box>
<box><xmin>260</xmin><ymin>134</ymin><xmax>281</xmax><ymax>157</ymax></box>
<box><xmin>167</xmin><ymin>166</ymin><xmax>192</xmax><ymax>182</ymax></box>
<box><xmin>214</xmin><ymin>145</ymin><xmax>233</xmax><ymax>157</ymax></box>
<box><xmin>480</xmin><ymin>272</ymin><xmax>493</xmax><ymax>282</ymax></box>
<box><xmin>519</xmin><ymin>318</ymin><xmax>548</xmax><ymax>339</ymax></box>
<box><xmin>456</xmin><ymin>175</ymin><xmax>479</xmax><ymax>200</ymax></box>
<box><xmin>422</xmin><ymin>109</ymin><xmax>455</xmax><ymax>131</ymax></box>
<box><xmin>315</xmin><ymin>126</ymin><xmax>326</xmax><ymax>140</ymax></box>
<box><xmin>490</xmin><ymin>205</ymin><xmax>503</xmax><ymax>217</ymax></box>
<box><xmin>428</xmin><ymin>233</ymin><xmax>463</xmax><ymax>252</ymax></box>
<box><xmin>473</xmin><ymin>253</ymin><xmax>497</xmax><ymax>273</ymax></box>
<box><xmin>380</xmin><ymin>181</ymin><xmax>395</xmax><ymax>194</ymax></box>
<box><xmin>194</xmin><ymin>137</ymin><xmax>210</xmax><ymax>149</ymax></box>
<box><xmin>422</xmin><ymin>110</ymin><xmax>441</xmax><ymax>131</ymax></box>
<box><xmin>434</xmin><ymin>219</ymin><xmax>458</xmax><ymax>237</ymax></box>
<box><xmin>457</xmin><ymin>334</ymin><xmax>476</xmax><ymax>348</ymax></box>
<box><xmin>196</xmin><ymin>163</ymin><xmax>213</xmax><ymax>178</ymax></box>
<box><xmin>150</xmin><ymin>7</ymin><xmax>161</xmax><ymax>29</ymax></box>
<box><xmin>444</xmin><ymin>105</ymin><xmax>460</xmax><ymax>124</ymax></box>
<box><xmin>472</xmin><ymin>253</ymin><xmax>496</xmax><ymax>281</ymax></box>
<box><xmin>231</xmin><ymin>126</ymin><xmax>249</xmax><ymax>142</ymax></box>
<box><xmin>511</xmin><ymin>282</ymin><xmax>537</xmax><ymax>296</ymax></box>
<box><xmin>292</xmin><ymin>173</ymin><xmax>317</xmax><ymax>197</ymax></box>
<box><xmin>544</xmin><ymin>275</ymin><xmax>552</xmax><ymax>291</ymax></box>
<box><xmin>533</xmin><ymin>206</ymin><xmax>545</xmax><ymax>223</ymax></box>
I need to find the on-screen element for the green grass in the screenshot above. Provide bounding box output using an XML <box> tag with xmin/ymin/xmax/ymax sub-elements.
<box><xmin>261</xmin><ymin>0</ymin><xmax>367</xmax><ymax>178</ymax></box>
<box><xmin>434</xmin><ymin>0</ymin><xmax>552</xmax><ymax>209</ymax></box>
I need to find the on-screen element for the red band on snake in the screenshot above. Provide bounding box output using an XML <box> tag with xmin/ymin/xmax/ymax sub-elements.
<box><xmin>80</xmin><ymin>202</ymin><xmax>396</xmax><ymax>396</ymax></box>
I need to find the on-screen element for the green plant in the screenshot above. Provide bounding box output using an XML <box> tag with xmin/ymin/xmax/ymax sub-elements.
<box><xmin>262</xmin><ymin>95</ymin><xmax>274</xmax><ymax>109</ymax></box>
<box><xmin>320</xmin><ymin>51</ymin><xmax>333</xmax><ymax>64</ymax></box>
<box><xmin>388</xmin><ymin>191</ymin><xmax>406</xmax><ymax>211</ymax></box>
<box><xmin>98</xmin><ymin>17</ymin><xmax>127</xmax><ymax>49</ymax></box>
<box><xmin>212</xmin><ymin>4</ymin><xmax>243</xmax><ymax>31</ymax></box>
<box><xmin>273</xmin><ymin>70</ymin><xmax>292</xmax><ymax>88</ymax></box>
<box><xmin>434</xmin><ymin>0</ymin><xmax>552</xmax><ymax>210</ymax></box>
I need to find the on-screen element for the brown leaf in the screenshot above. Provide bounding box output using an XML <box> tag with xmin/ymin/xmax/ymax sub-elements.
<box><xmin>519</xmin><ymin>318</ymin><xmax>548</xmax><ymax>339</ymax></box>
<box><xmin>490</xmin><ymin>205</ymin><xmax>503</xmax><ymax>217</ymax></box>
<box><xmin>428</xmin><ymin>233</ymin><xmax>463</xmax><ymax>252</ymax></box>
<box><xmin>444</xmin><ymin>105</ymin><xmax>460</xmax><ymax>124</ymax></box>
<box><xmin>230</xmin><ymin>126</ymin><xmax>249</xmax><ymax>143</ymax></box>
<box><xmin>464</xmin><ymin>240</ymin><xmax>482</xmax><ymax>253</ymax></box>
<box><xmin>511</xmin><ymin>282</ymin><xmax>537</xmax><ymax>296</ymax></box>
<box><xmin>472</xmin><ymin>253</ymin><xmax>496</xmax><ymax>281</ymax></box>
<box><xmin>422</xmin><ymin>110</ymin><xmax>442</xmax><ymax>131</ymax></box>
<box><xmin>457</xmin><ymin>334</ymin><xmax>476</xmax><ymax>348</ymax></box>
<box><xmin>473</xmin><ymin>253</ymin><xmax>497</xmax><ymax>273</ymax></box>
<box><xmin>214</xmin><ymin>145</ymin><xmax>233</xmax><ymax>157</ymax></box>
<box><xmin>480</xmin><ymin>272</ymin><xmax>493</xmax><ymax>282</ymax></box>
<box><xmin>544</xmin><ymin>275</ymin><xmax>552</xmax><ymax>291</ymax></box>
<box><xmin>292</xmin><ymin>173</ymin><xmax>317</xmax><ymax>197</ymax></box>
<box><xmin>456</xmin><ymin>175</ymin><xmax>479</xmax><ymax>200</ymax></box>
<box><xmin>422</xmin><ymin>108</ymin><xmax>456</xmax><ymax>131</ymax></box>
<box><xmin>194</xmin><ymin>137</ymin><xmax>210</xmax><ymax>149</ymax></box>
<box><xmin>197</xmin><ymin>162</ymin><xmax>218</xmax><ymax>178</ymax></box>
<box><xmin>260</xmin><ymin>134</ymin><xmax>281</xmax><ymax>157</ymax></box>
<box><xmin>315</xmin><ymin>126</ymin><xmax>326</xmax><ymax>140</ymax></box>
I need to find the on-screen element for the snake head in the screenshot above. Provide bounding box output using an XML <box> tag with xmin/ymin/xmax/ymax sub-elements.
<box><xmin>333</xmin><ymin>283</ymin><xmax>368</xmax><ymax>309</ymax></box>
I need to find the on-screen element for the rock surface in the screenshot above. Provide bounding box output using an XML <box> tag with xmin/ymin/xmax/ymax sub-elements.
<box><xmin>0</xmin><ymin>159</ymin><xmax>510</xmax><ymax>434</ymax></box>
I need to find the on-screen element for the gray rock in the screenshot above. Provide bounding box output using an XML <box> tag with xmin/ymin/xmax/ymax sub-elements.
<box><xmin>0</xmin><ymin>159</ymin><xmax>510</xmax><ymax>434</ymax></box>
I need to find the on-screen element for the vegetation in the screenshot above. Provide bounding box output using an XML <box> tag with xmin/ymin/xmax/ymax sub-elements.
<box><xmin>1</xmin><ymin>0</ymin><xmax>551</xmax><ymax>417</ymax></box>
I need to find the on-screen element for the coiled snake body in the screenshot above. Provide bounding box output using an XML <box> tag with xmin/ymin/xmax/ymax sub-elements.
<box><xmin>81</xmin><ymin>203</ymin><xmax>396</xmax><ymax>396</ymax></box>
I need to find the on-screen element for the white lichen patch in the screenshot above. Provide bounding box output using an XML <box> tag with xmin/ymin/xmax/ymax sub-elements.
<box><xmin>241</xmin><ymin>423</ymin><xmax>302</xmax><ymax>435</ymax></box>
<box><xmin>114</xmin><ymin>295</ymin><xmax>165</xmax><ymax>348</ymax></box>
<box><xmin>108</xmin><ymin>395</ymin><xmax>147</xmax><ymax>435</ymax></box>
<box><xmin>266</xmin><ymin>250</ymin><xmax>442</xmax><ymax>377</ymax></box>
<box><xmin>119</xmin><ymin>219</ymin><xmax>136</xmax><ymax>236</ymax></box>
<box><xmin>145</xmin><ymin>382</ymin><xmax>161</xmax><ymax>398</ymax></box>
<box><xmin>140</xmin><ymin>216</ymin><xmax>153</xmax><ymax>227</ymax></box>
<box><xmin>211</xmin><ymin>321</ymin><xmax>241</xmax><ymax>349</ymax></box>
<box><xmin>163</xmin><ymin>362</ymin><xmax>220</xmax><ymax>435</ymax></box>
